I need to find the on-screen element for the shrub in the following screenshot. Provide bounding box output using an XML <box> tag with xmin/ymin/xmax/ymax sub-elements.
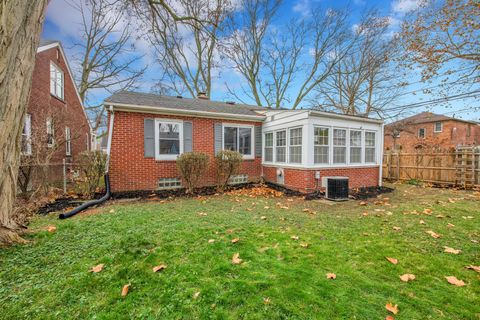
<box><xmin>176</xmin><ymin>152</ymin><xmax>209</xmax><ymax>193</ymax></box>
<box><xmin>77</xmin><ymin>151</ymin><xmax>107</xmax><ymax>197</ymax></box>
<box><xmin>215</xmin><ymin>150</ymin><xmax>243</xmax><ymax>191</ymax></box>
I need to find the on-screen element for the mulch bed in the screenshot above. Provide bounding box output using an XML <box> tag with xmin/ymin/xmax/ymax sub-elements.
<box><xmin>37</xmin><ymin>197</ymin><xmax>85</xmax><ymax>215</ymax></box>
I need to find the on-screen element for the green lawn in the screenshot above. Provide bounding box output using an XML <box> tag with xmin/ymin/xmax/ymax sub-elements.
<box><xmin>1</xmin><ymin>184</ymin><xmax>479</xmax><ymax>319</ymax></box>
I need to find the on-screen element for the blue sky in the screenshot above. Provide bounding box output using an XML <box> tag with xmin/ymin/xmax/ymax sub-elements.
<box><xmin>42</xmin><ymin>0</ymin><xmax>479</xmax><ymax>124</ymax></box>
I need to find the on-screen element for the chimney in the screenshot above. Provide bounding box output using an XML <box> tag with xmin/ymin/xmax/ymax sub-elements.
<box><xmin>197</xmin><ymin>92</ymin><xmax>209</xmax><ymax>100</ymax></box>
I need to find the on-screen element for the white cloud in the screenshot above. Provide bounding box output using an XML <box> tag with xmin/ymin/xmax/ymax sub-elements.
<box><xmin>293</xmin><ymin>0</ymin><xmax>311</xmax><ymax>17</ymax></box>
<box><xmin>391</xmin><ymin>0</ymin><xmax>422</xmax><ymax>14</ymax></box>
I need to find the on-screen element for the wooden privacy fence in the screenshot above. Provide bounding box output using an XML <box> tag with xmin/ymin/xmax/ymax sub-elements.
<box><xmin>382</xmin><ymin>146</ymin><xmax>480</xmax><ymax>188</ymax></box>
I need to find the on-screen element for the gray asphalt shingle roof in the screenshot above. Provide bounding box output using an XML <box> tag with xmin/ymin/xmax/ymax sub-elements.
<box><xmin>104</xmin><ymin>91</ymin><xmax>266</xmax><ymax>117</ymax></box>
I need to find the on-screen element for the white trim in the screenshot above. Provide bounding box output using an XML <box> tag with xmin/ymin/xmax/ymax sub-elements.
<box><xmin>263</xmin><ymin>131</ymin><xmax>274</xmax><ymax>163</ymax></box>
<box><xmin>434</xmin><ymin>121</ymin><xmax>443</xmax><ymax>133</ymax></box>
<box><xmin>364</xmin><ymin>130</ymin><xmax>377</xmax><ymax>164</ymax></box>
<box><xmin>288</xmin><ymin>126</ymin><xmax>303</xmax><ymax>164</ymax></box>
<box><xmin>222</xmin><ymin>123</ymin><xmax>255</xmax><ymax>160</ymax></box>
<box><xmin>65</xmin><ymin>126</ymin><xmax>71</xmax><ymax>156</ymax></box>
<box><xmin>378</xmin><ymin>123</ymin><xmax>384</xmax><ymax>186</ymax></box>
<box><xmin>106</xmin><ymin>106</ymin><xmax>115</xmax><ymax>173</ymax></box>
<box><xmin>309</xmin><ymin>110</ymin><xmax>383</xmax><ymax>124</ymax></box>
<box><xmin>262</xmin><ymin>163</ymin><xmax>381</xmax><ymax>170</ymax></box>
<box><xmin>155</xmin><ymin>118</ymin><xmax>184</xmax><ymax>161</ymax></box>
<box><xmin>37</xmin><ymin>42</ymin><xmax>93</xmax><ymax>132</ymax></box>
<box><xmin>274</xmin><ymin>129</ymin><xmax>287</xmax><ymax>163</ymax></box>
<box><xmin>108</xmin><ymin>103</ymin><xmax>266</xmax><ymax>122</ymax></box>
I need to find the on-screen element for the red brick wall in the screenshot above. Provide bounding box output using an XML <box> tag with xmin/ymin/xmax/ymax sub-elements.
<box><xmin>384</xmin><ymin>120</ymin><xmax>480</xmax><ymax>152</ymax></box>
<box><xmin>109</xmin><ymin>111</ymin><xmax>262</xmax><ymax>192</ymax></box>
<box><xmin>27</xmin><ymin>46</ymin><xmax>91</xmax><ymax>164</ymax></box>
<box><xmin>263</xmin><ymin>166</ymin><xmax>379</xmax><ymax>192</ymax></box>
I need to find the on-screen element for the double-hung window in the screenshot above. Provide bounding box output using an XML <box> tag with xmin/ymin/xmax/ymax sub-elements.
<box><xmin>289</xmin><ymin>128</ymin><xmax>302</xmax><ymax>164</ymax></box>
<box><xmin>333</xmin><ymin>129</ymin><xmax>347</xmax><ymax>164</ymax></box>
<box><xmin>350</xmin><ymin>130</ymin><xmax>362</xmax><ymax>163</ymax></box>
<box><xmin>21</xmin><ymin>114</ymin><xmax>32</xmax><ymax>155</ymax></box>
<box><xmin>314</xmin><ymin>127</ymin><xmax>329</xmax><ymax>164</ymax></box>
<box><xmin>264</xmin><ymin>132</ymin><xmax>273</xmax><ymax>162</ymax></box>
<box><xmin>418</xmin><ymin>128</ymin><xmax>425</xmax><ymax>138</ymax></box>
<box><xmin>365</xmin><ymin>131</ymin><xmax>376</xmax><ymax>163</ymax></box>
<box><xmin>223</xmin><ymin>125</ymin><xmax>253</xmax><ymax>158</ymax></box>
<box><xmin>155</xmin><ymin>120</ymin><xmax>183</xmax><ymax>160</ymax></box>
<box><xmin>434</xmin><ymin>121</ymin><xmax>442</xmax><ymax>133</ymax></box>
<box><xmin>65</xmin><ymin>127</ymin><xmax>71</xmax><ymax>156</ymax></box>
<box><xmin>50</xmin><ymin>62</ymin><xmax>64</xmax><ymax>99</ymax></box>
<box><xmin>46</xmin><ymin>117</ymin><xmax>55</xmax><ymax>147</ymax></box>
<box><xmin>275</xmin><ymin>130</ymin><xmax>286</xmax><ymax>163</ymax></box>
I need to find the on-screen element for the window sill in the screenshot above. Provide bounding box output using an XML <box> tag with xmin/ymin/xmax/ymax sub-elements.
<box><xmin>50</xmin><ymin>93</ymin><xmax>65</xmax><ymax>103</ymax></box>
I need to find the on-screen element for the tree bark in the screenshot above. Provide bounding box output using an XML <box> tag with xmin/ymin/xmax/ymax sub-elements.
<box><xmin>0</xmin><ymin>0</ymin><xmax>49</xmax><ymax>245</ymax></box>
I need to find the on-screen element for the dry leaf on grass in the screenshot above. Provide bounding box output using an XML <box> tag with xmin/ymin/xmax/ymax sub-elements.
<box><xmin>447</xmin><ymin>223</ymin><xmax>455</xmax><ymax>228</ymax></box>
<box><xmin>359</xmin><ymin>201</ymin><xmax>368</xmax><ymax>206</ymax></box>
<box><xmin>47</xmin><ymin>225</ymin><xmax>57</xmax><ymax>233</ymax></box>
<box><xmin>419</xmin><ymin>220</ymin><xmax>425</xmax><ymax>225</ymax></box>
<box><xmin>445</xmin><ymin>276</ymin><xmax>465</xmax><ymax>286</ymax></box>
<box><xmin>208</xmin><ymin>239</ymin><xmax>215</xmax><ymax>243</ymax></box>
<box><xmin>436</xmin><ymin>214</ymin><xmax>445</xmax><ymax>219</ymax></box>
<box><xmin>231</xmin><ymin>238</ymin><xmax>240</xmax><ymax>244</ymax></box>
<box><xmin>426</xmin><ymin>230</ymin><xmax>441</xmax><ymax>238</ymax></box>
<box><xmin>385</xmin><ymin>303</ymin><xmax>399</xmax><ymax>314</ymax></box>
<box><xmin>109</xmin><ymin>209</ymin><xmax>115</xmax><ymax>213</ymax></box>
<box><xmin>260</xmin><ymin>216</ymin><xmax>267</xmax><ymax>220</ymax></box>
<box><xmin>197</xmin><ymin>212</ymin><xmax>207</xmax><ymax>216</ymax></box>
<box><xmin>465</xmin><ymin>265</ymin><xmax>480</xmax><ymax>273</ymax></box>
<box><xmin>121</xmin><ymin>283</ymin><xmax>131</xmax><ymax>297</ymax></box>
<box><xmin>399</xmin><ymin>274</ymin><xmax>415</xmax><ymax>282</ymax></box>
<box><xmin>232</xmin><ymin>253</ymin><xmax>242</xmax><ymax>264</ymax></box>
<box><xmin>386</xmin><ymin>257</ymin><xmax>398</xmax><ymax>265</ymax></box>
<box><xmin>152</xmin><ymin>264</ymin><xmax>167</xmax><ymax>272</ymax></box>
<box><xmin>393</xmin><ymin>226</ymin><xmax>401</xmax><ymax>231</ymax></box>
<box><xmin>300</xmin><ymin>243</ymin><xmax>309</xmax><ymax>248</ymax></box>
<box><xmin>263</xmin><ymin>297</ymin><xmax>271</xmax><ymax>305</ymax></box>
<box><xmin>264</xmin><ymin>206</ymin><xmax>270</xmax><ymax>209</ymax></box>
<box><xmin>89</xmin><ymin>264</ymin><xmax>104</xmax><ymax>273</ymax></box>
<box><xmin>326</xmin><ymin>273</ymin><xmax>336</xmax><ymax>279</ymax></box>
<box><xmin>193</xmin><ymin>291</ymin><xmax>200</xmax><ymax>299</ymax></box>
<box><xmin>290</xmin><ymin>235</ymin><xmax>299</xmax><ymax>241</ymax></box>
<box><xmin>423</xmin><ymin>208</ymin><xmax>432</xmax><ymax>215</ymax></box>
<box><xmin>444</xmin><ymin>246</ymin><xmax>461</xmax><ymax>254</ymax></box>
<box><xmin>385</xmin><ymin>316</ymin><xmax>395</xmax><ymax>320</ymax></box>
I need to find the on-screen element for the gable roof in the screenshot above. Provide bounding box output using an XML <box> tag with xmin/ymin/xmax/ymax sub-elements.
<box><xmin>388</xmin><ymin>112</ymin><xmax>479</xmax><ymax>127</ymax></box>
<box><xmin>37</xmin><ymin>40</ymin><xmax>93</xmax><ymax>132</ymax></box>
<box><xmin>104</xmin><ymin>91</ymin><xmax>267</xmax><ymax>121</ymax></box>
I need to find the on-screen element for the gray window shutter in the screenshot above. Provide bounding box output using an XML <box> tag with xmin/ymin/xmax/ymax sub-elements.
<box><xmin>144</xmin><ymin>118</ymin><xmax>155</xmax><ymax>158</ymax></box>
<box><xmin>214</xmin><ymin>123</ymin><xmax>222</xmax><ymax>155</ymax></box>
<box><xmin>184</xmin><ymin>121</ymin><xmax>193</xmax><ymax>152</ymax></box>
<box><xmin>255</xmin><ymin>125</ymin><xmax>262</xmax><ymax>157</ymax></box>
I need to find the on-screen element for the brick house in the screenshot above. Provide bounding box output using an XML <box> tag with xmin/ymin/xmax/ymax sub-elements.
<box><xmin>20</xmin><ymin>40</ymin><xmax>92</xmax><ymax>187</ymax></box>
<box><xmin>384</xmin><ymin>112</ymin><xmax>480</xmax><ymax>152</ymax></box>
<box><xmin>104</xmin><ymin>91</ymin><xmax>384</xmax><ymax>193</ymax></box>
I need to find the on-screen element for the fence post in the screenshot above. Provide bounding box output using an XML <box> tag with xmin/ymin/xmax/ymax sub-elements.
<box><xmin>63</xmin><ymin>158</ymin><xmax>66</xmax><ymax>194</ymax></box>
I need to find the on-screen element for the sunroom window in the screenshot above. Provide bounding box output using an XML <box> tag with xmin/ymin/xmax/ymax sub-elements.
<box><xmin>333</xmin><ymin>129</ymin><xmax>346</xmax><ymax>164</ymax></box>
<box><xmin>350</xmin><ymin>130</ymin><xmax>362</xmax><ymax>163</ymax></box>
<box><xmin>224</xmin><ymin>125</ymin><xmax>253</xmax><ymax>157</ymax></box>
<box><xmin>289</xmin><ymin>127</ymin><xmax>302</xmax><ymax>164</ymax></box>
<box><xmin>314</xmin><ymin>127</ymin><xmax>329</xmax><ymax>164</ymax></box>
<box><xmin>264</xmin><ymin>132</ymin><xmax>273</xmax><ymax>162</ymax></box>
<box><xmin>365</xmin><ymin>132</ymin><xmax>376</xmax><ymax>163</ymax></box>
<box><xmin>275</xmin><ymin>130</ymin><xmax>286</xmax><ymax>163</ymax></box>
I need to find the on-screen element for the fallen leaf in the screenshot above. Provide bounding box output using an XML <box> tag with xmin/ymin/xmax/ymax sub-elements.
<box><xmin>300</xmin><ymin>243</ymin><xmax>309</xmax><ymax>248</ymax></box>
<box><xmin>386</xmin><ymin>257</ymin><xmax>398</xmax><ymax>265</ymax></box>
<box><xmin>445</xmin><ymin>276</ymin><xmax>465</xmax><ymax>286</ymax></box>
<box><xmin>193</xmin><ymin>291</ymin><xmax>200</xmax><ymax>299</ymax></box>
<box><xmin>426</xmin><ymin>230</ymin><xmax>441</xmax><ymax>238</ymax></box>
<box><xmin>109</xmin><ymin>209</ymin><xmax>115</xmax><ymax>213</ymax></box>
<box><xmin>436</xmin><ymin>215</ymin><xmax>444</xmax><ymax>219</ymax></box>
<box><xmin>260</xmin><ymin>216</ymin><xmax>267</xmax><ymax>220</ymax></box>
<box><xmin>47</xmin><ymin>225</ymin><xmax>57</xmax><ymax>233</ymax></box>
<box><xmin>359</xmin><ymin>201</ymin><xmax>368</xmax><ymax>206</ymax></box>
<box><xmin>385</xmin><ymin>303</ymin><xmax>399</xmax><ymax>314</ymax></box>
<box><xmin>326</xmin><ymin>273</ymin><xmax>336</xmax><ymax>279</ymax></box>
<box><xmin>465</xmin><ymin>265</ymin><xmax>480</xmax><ymax>273</ymax></box>
<box><xmin>444</xmin><ymin>246</ymin><xmax>461</xmax><ymax>254</ymax></box>
<box><xmin>447</xmin><ymin>223</ymin><xmax>455</xmax><ymax>228</ymax></box>
<box><xmin>362</xmin><ymin>212</ymin><xmax>369</xmax><ymax>216</ymax></box>
<box><xmin>152</xmin><ymin>264</ymin><xmax>167</xmax><ymax>272</ymax></box>
<box><xmin>419</xmin><ymin>220</ymin><xmax>425</xmax><ymax>225</ymax></box>
<box><xmin>197</xmin><ymin>212</ymin><xmax>207</xmax><ymax>216</ymax></box>
<box><xmin>231</xmin><ymin>238</ymin><xmax>240</xmax><ymax>244</ymax></box>
<box><xmin>232</xmin><ymin>253</ymin><xmax>242</xmax><ymax>264</ymax></box>
<box><xmin>399</xmin><ymin>274</ymin><xmax>415</xmax><ymax>282</ymax></box>
<box><xmin>290</xmin><ymin>235</ymin><xmax>299</xmax><ymax>241</ymax></box>
<box><xmin>423</xmin><ymin>208</ymin><xmax>432</xmax><ymax>215</ymax></box>
<box><xmin>386</xmin><ymin>316</ymin><xmax>395</xmax><ymax>320</ymax></box>
<box><xmin>263</xmin><ymin>297</ymin><xmax>271</xmax><ymax>305</ymax></box>
<box><xmin>121</xmin><ymin>284</ymin><xmax>130</xmax><ymax>297</ymax></box>
<box><xmin>287</xmin><ymin>198</ymin><xmax>294</xmax><ymax>202</ymax></box>
<box><xmin>393</xmin><ymin>226</ymin><xmax>401</xmax><ymax>231</ymax></box>
<box><xmin>208</xmin><ymin>239</ymin><xmax>215</xmax><ymax>243</ymax></box>
<box><xmin>264</xmin><ymin>206</ymin><xmax>270</xmax><ymax>209</ymax></box>
<box><xmin>89</xmin><ymin>264</ymin><xmax>104</xmax><ymax>273</ymax></box>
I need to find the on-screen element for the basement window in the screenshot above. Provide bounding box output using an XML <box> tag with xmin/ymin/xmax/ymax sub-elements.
<box><xmin>158</xmin><ymin>177</ymin><xmax>182</xmax><ymax>189</ymax></box>
<box><xmin>229</xmin><ymin>174</ymin><xmax>248</xmax><ymax>185</ymax></box>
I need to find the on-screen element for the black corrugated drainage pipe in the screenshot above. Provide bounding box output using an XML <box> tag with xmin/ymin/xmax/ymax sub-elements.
<box><xmin>58</xmin><ymin>174</ymin><xmax>111</xmax><ymax>219</ymax></box>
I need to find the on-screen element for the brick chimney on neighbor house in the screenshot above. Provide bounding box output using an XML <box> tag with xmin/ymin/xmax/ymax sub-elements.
<box><xmin>197</xmin><ymin>92</ymin><xmax>209</xmax><ymax>100</ymax></box>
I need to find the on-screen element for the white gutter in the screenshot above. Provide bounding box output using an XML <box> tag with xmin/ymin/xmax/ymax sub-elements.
<box><xmin>308</xmin><ymin>110</ymin><xmax>384</xmax><ymax>124</ymax></box>
<box><xmin>378</xmin><ymin>123</ymin><xmax>385</xmax><ymax>186</ymax></box>
<box><xmin>106</xmin><ymin>102</ymin><xmax>266</xmax><ymax>122</ymax></box>
<box><xmin>105</xmin><ymin>105</ymin><xmax>115</xmax><ymax>173</ymax></box>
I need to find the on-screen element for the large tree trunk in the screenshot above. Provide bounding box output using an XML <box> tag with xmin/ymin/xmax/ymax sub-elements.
<box><xmin>0</xmin><ymin>0</ymin><xmax>49</xmax><ymax>244</ymax></box>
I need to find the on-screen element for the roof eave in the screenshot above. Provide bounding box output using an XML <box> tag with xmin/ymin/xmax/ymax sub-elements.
<box><xmin>308</xmin><ymin>110</ymin><xmax>383</xmax><ymax>124</ymax></box>
<box><xmin>105</xmin><ymin>102</ymin><xmax>266</xmax><ymax>122</ymax></box>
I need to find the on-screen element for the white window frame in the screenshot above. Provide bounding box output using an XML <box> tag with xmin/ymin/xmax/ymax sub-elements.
<box><xmin>222</xmin><ymin>124</ymin><xmax>254</xmax><ymax>160</ymax></box>
<box><xmin>313</xmin><ymin>126</ymin><xmax>329</xmax><ymax>164</ymax></box>
<box><xmin>46</xmin><ymin>117</ymin><xmax>55</xmax><ymax>148</ymax></box>
<box><xmin>274</xmin><ymin>130</ymin><xmax>287</xmax><ymax>163</ymax></box>
<box><xmin>264</xmin><ymin>131</ymin><xmax>274</xmax><ymax>163</ymax></box>
<box><xmin>21</xmin><ymin>114</ymin><xmax>32</xmax><ymax>155</ymax></box>
<box><xmin>364</xmin><ymin>131</ymin><xmax>376</xmax><ymax>164</ymax></box>
<box><xmin>333</xmin><ymin>128</ymin><xmax>347</xmax><ymax>164</ymax></box>
<box><xmin>349</xmin><ymin>130</ymin><xmax>362</xmax><ymax>164</ymax></box>
<box><xmin>65</xmin><ymin>127</ymin><xmax>71</xmax><ymax>156</ymax></box>
<box><xmin>50</xmin><ymin>62</ymin><xmax>64</xmax><ymax>100</ymax></box>
<box><xmin>434</xmin><ymin>121</ymin><xmax>443</xmax><ymax>133</ymax></box>
<box><xmin>154</xmin><ymin>119</ymin><xmax>184</xmax><ymax>161</ymax></box>
<box><xmin>288</xmin><ymin>126</ymin><xmax>303</xmax><ymax>164</ymax></box>
<box><xmin>418</xmin><ymin>128</ymin><xmax>426</xmax><ymax>138</ymax></box>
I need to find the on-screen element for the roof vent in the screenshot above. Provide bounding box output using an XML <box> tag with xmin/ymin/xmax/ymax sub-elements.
<box><xmin>197</xmin><ymin>92</ymin><xmax>209</xmax><ymax>100</ymax></box>
<box><xmin>226</xmin><ymin>101</ymin><xmax>236</xmax><ymax>105</ymax></box>
<box><xmin>176</xmin><ymin>95</ymin><xmax>183</xmax><ymax>99</ymax></box>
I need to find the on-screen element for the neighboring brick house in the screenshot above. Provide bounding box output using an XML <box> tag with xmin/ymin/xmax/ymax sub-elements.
<box><xmin>20</xmin><ymin>40</ymin><xmax>92</xmax><ymax>187</ymax></box>
<box><xmin>104</xmin><ymin>91</ymin><xmax>384</xmax><ymax>193</ymax></box>
<box><xmin>384</xmin><ymin>112</ymin><xmax>480</xmax><ymax>152</ymax></box>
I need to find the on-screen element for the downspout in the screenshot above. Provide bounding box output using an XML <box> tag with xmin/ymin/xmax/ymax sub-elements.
<box><xmin>59</xmin><ymin>106</ymin><xmax>114</xmax><ymax>219</ymax></box>
<box><xmin>378</xmin><ymin>122</ymin><xmax>385</xmax><ymax>187</ymax></box>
